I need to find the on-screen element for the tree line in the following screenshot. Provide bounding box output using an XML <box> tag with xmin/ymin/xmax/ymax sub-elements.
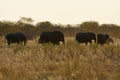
<box><xmin>0</xmin><ymin>17</ymin><xmax>120</xmax><ymax>39</ymax></box>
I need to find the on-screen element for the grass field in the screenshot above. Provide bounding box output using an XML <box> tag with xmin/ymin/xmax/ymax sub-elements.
<box><xmin>0</xmin><ymin>37</ymin><xmax>120</xmax><ymax>80</ymax></box>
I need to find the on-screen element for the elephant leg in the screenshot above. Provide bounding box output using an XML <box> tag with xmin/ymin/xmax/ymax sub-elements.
<box><xmin>17</xmin><ymin>41</ymin><xmax>20</xmax><ymax>44</ymax></box>
<box><xmin>53</xmin><ymin>42</ymin><xmax>59</xmax><ymax>45</ymax></box>
<box><xmin>7</xmin><ymin>41</ymin><xmax>10</xmax><ymax>46</ymax></box>
<box><xmin>85</xmin><ymin>43</ymin><xmax>87</xmax><ymax>45</ymax></box>
<box><xmin>56</xmin><ymin>42</ymin><xmax>59</xmax><ymax>45</ymax></box>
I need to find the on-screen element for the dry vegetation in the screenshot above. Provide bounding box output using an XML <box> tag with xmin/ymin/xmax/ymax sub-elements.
<box><xmin>0</xmin><ymin>37</ymin><xmax>120</xmax><ymax>80</ymax></box>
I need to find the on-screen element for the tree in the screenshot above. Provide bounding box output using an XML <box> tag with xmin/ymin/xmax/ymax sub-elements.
<box><xmin>17</xmin><ymin>17</ymin><xmax>34</xmax><ymax>24</ymax></box>
<box><xmin>0</xmin><ymin>21</ymin><xmax>19</xmax><ymax>36</ymax></box>
<box><xmin>36</xmin><ymin>21</ymin><xmax>53</xmax><ymax>33</ymax></box>
<box><xmin>80</xmin><ymin>21</ymin><xmax>99</xmax><ymax>33</ymax></box>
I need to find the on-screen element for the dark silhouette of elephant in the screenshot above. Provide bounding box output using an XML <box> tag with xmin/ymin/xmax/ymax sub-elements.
<box><xmin>5</xmin><ymin>32</ymin><xmax>26</xmax><ymax>46</ymax></box>
<box><xmin>76</xmin><ymin>32</ymin><xmax>96</xmax><ymax>45</ymax></box>
<box><xmin>97</xmin><ymin>33</ymin><xmax>114</xmax><ymax>45</ymax></box>
<box><xmin>38</xmin><ymin>31</ymin><xmax>65</xmax><ymax>45</ymax></box>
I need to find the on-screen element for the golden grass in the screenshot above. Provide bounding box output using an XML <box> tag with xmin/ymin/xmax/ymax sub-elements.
<box><xmin>0</xmin><ymin>38</ymin><xmax>120</xmax><ymax>80</ymax></box>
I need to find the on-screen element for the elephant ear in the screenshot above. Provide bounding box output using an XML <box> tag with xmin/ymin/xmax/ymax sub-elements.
<box><xmin>105</xmin><ymin>34</ymin><xmax>109</xmax><ymax>38</ymax></box>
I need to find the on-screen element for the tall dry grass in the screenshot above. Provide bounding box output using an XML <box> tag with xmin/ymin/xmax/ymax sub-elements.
<box><xmin>0</xmin><ymin>38</ymin><xmax>120</xmax><ymax>80</ymax></box>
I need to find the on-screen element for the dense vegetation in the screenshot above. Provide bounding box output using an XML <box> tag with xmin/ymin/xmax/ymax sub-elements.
<box><xmin>0</xmin><ymin>40</ymin><xmax>120</xmax><ymax>80</ymax></box>
<box><xmin>0</xmin><ymin>17</ymin><xmax>120</xmax><ymax>39</ymax></box>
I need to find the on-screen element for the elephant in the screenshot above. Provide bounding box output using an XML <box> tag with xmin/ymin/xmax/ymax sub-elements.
<box><xmin>97</xmin><ymin>33</ymin><xmax>114</xmax><ymax>45</ymax></box>
<box><xmin>5</xmin><ymin>32</ymin><xmax>26</xmax><ymax>46</ymax></box>
<box><xmin>38</xmin><ymin>31</ymin><xmax>65</xmax><ymax>45</ymax></box>
<box><xmin>76</xmin><ymin>32</ymin><xmax>96</xmax><ymax>45</ymax></box>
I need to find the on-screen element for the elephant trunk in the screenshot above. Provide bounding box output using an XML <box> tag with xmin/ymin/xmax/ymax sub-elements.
<box><xmin>62</xmin><ymin>38</ymin><xmax>65</xmax><ymax>45</ymax></box>
<box><xmin>24</xmin><ymin>39</ymin><xmax>26</xmax><ymax>46</ymax></box>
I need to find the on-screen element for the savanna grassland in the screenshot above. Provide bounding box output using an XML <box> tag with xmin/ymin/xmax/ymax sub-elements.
<box><xmin>1</xmin><ymin>18</ymin><xmax>120</xmax><ymax>80</ymax></box>
<box><xmin>0</xmin><ymin>37</ymin><xmax>120</xmax><ymax>80</ymax></box>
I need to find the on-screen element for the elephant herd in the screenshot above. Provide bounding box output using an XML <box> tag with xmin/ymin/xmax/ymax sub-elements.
<box><xmin>5</xmin><ymin>31</ymin><xmax>113</xmax><ymax>46</ymax></box>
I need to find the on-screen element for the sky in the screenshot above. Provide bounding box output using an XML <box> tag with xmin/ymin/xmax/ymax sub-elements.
<box><xmin>0</xmin><ymin>0</ymin><xmax>120</xmax><ymax>25</ymax></box>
